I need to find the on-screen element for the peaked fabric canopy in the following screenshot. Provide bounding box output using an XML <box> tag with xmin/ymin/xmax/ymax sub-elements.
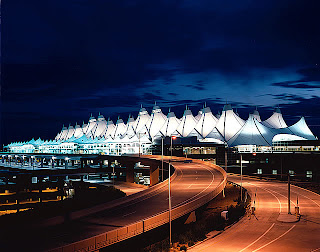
<box><xmin>287</xmin><ymin>117</ymin><xmax>317</xmax><ymax>140</ymax></box>
<box><xmin>160</xmin><ymin>111</ymin><xmax>181</xmax><ymax>137</ymax></box>
<box><xmin>101</xmin><ymin>118</ymin><xmax>115</xmax><ymax>139</ymax></box>
<box><xmin>262</xmin><ymin>108</ymin><xmax>287</xmax><ymax>128</ymax></box>
<box><xmin>112</xmin><ymin>118</ymin><xmax>127</xmax><ymax>139</ymax></box>
<box><xmin>91</xmin><ymin>114</ymin><xmax>108</xmax><ymax>139</ymax></box>
<box><xmin>85</xmin><ymin>115</ymin><xmax>97</xmax><ymax>138</ymax></box>
<box><xmin>176</xmin><ymin>108</ymin><xmax>198</xmax><ymax>137</ymax></box>
<box><xmin>215</xmin><ymin>104</ymin><xmax>245</xmax><ymax>141</ymax></box>
<box><xmin>228</xmin><ymin>114</ymin><xmax>275</xmax><ymax>147</ymax></box>
<box><xmin>147</xmin><ymin>105</ymin><xmax>167</xmax><ymax>139</ymax></box>
<box><xmin>133</xmin><ymin>107</ymin><xmax>151</xmax><ymax>134</ymax></box>
<box><xmin>195</xmin><ymin>107</ymin><xmax>218</xmax><ymax>138</ymax></box>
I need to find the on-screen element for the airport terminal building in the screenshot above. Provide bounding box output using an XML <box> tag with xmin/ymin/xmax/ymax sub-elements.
<box><xmin>5</xmin><ymin>104</ymin><xmax>318</xmax><ymax>155</ymax></box>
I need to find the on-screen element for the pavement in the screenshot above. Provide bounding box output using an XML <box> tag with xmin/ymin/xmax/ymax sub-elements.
<box><xmin>0</xmin><ymin>156</ymin><xmax>225</xmax><ymax>251</ymax></box>
<box><xmin>190</xmin><ymin>174</ymin><xmax>320</xmax><ymax>252</ymax></box>
<box><xmin>100</xmin><ymin>181</ymin><xmax>148</xmax><ymax>196</ymax></box>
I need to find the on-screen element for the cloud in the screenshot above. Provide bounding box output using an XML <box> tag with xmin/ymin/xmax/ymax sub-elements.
<box><xmin>272</xmin><ymin>67</ymin><xmax>320</xmax><ymax>89</ymax></box>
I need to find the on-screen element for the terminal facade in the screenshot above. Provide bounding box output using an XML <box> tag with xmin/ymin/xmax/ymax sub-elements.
<box><xmin>5</xmin><ymin>104</ymin><xmax>318</xmax><ymax>155</ymax></box>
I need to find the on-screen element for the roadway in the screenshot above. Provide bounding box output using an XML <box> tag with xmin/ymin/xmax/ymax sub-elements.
<box><xmin>190</xmin><ymin>175</ymin><xmax>320</xmax><ymax>252</ymax></box>
<box><xmin>0</xmin><ymin>157</ymin><xmax>226</xmax><ymax>251</ymax></box>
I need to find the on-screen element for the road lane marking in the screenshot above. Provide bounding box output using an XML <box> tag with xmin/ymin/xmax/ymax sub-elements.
<box><xmin>122</xmin><ymin>211</ymin><xmax>136</xmax><ymax>217</ymax></box>
<box><xmin>238</xmin><ymin>223</ymin><xmax>275</xmax><ymax>252</ymax></box>
<box><xmin>247</xmin><ymin>182</ymin><xmax>282</xmax><ymax>213</ymax></box>
<box><xmin>252</xmin><ymin>224</ymin><xmax>296</xmax><ymax>252</ymax></box>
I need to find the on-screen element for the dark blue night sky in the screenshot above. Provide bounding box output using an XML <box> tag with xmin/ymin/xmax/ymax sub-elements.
<box><xmin>2</xmin><ymin>0</ymin><xmax>320</xmax><ymax>145</ymax></box>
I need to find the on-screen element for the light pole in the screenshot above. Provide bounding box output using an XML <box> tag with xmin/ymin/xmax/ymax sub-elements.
<box><xmin>161</xmin><ymin>136</ymin><xmax>164</xmax><ymax>181</ymax></box>
<box><xmin>288</xmin><ymin>173</ymin><xmax>291</xmax><ymax>214</ymax></box>
<box><xmin>240</xmin><ymin>153</ymin><xmax>243</xmax><ymax>202</ymax></box>
<box><xmin>168</xmin><ymin>161</ymin><xmax>172</xmax><ymax>247</ymax></box>
<box><xmin>170</xmin><ymin>136</ymin><xmax>176</xmax><ymax>160</ymax></box>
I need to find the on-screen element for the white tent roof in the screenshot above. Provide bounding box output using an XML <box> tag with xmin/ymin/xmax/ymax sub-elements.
<box><xmin>160</xmin><ymin>110</ymin><xmax>181</xmax><ymax>137</ymax></box>
<box><xmin>73</xmin><ymin>123</ymin><xmax>84</xmax><ymax>139</ymax></box>
<box><xmin>55</xmin><ymin>130</ymin><xmax>62</xmax><ymax>141</ymax></box>
<box><xmin>262</xmin><ymin>108</ymin><xmax>287</xmax><ymax>128</ymax></box>
<box><xmin>195</xmin><ymin>106</ymin><xmax>218</xmax><ymax>138</ymax></box>
<box><xmin>176</xmin><ymin>107</ymin><xmax>198</xmax><ymax>137</ymax></box>
<box><xmin>101</xmin><ymin>118</ymin><xmax>115</xmax><ymax>139</ymax></box>
<box><xmin>252</xmin><ymin>109</ymin><xmax>261</xmax><ymax>122</ymax></box>
<box><xmin>85</xmin><ymin>115</ymin><xmax>97</xmax><ymax>139</ymax></box>
<box><xmin>58</xmin><ymin>126</ymin><xmax>68</xmax><ymax>141</ymax></box>
<box><xmin>194</xmin><ymin>110</ymin><xmax>203</xmax><ymax>121</ymax></box>
<box><xmin>272</xmin><ymin>134</ymin><xmax>307</xmax><ymax>142</ymax></box>
<box><xmin>121</xmin><ymin>115</ymin><xmax>136</xmax><ymax>139</ymax></box>
<box><xmin>91</xmin><ymin>114</ymin><xmax>108</xmax><ymax>139</ymax></box>
<box><xmin>215</xmin><ymin>104</ymin><xmax>245</xmax><ymax>141</ymax></box>
<box><xmin>146</xmin><ymin>105</ymin><xmax>167</xmax><ymax>139</ymax></box>
<box><xmin>202</xmin><ymin>127</ymin><xmax>225</xmax><ymax>143</ymax></box>
<box><xmin>287</xmin><ymin>117</ymin><xmax>317</xmax><ymax>140</ymax></box>
<box><xmin>65</xmin><ymin>125</ymin><xmax>75</xmax><ymax>139</ymax></box>
<box><xmin>228</xmin><ymin>114</ymin><xmax>275</xmax><ymax>147</ymax></box>
<box><xmin>133</xmin><ymin>107</ymin><xmax>151</xmax><ymax>134</ymax></box>
<box><xmin>112</xmin><ymin>117</ymin><xmax>127</xmax><ymax>139</ymax></box>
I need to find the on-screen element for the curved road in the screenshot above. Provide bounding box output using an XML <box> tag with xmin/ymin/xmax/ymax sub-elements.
<box><xmin>0</xmin><ymin>156</ymin><xmax>226</xmax><ymax>251</ymax></box>
<box><xmin>191</xmin><ymin>174</ymin><xmax>320</xmax><ymax>252</ymax></box>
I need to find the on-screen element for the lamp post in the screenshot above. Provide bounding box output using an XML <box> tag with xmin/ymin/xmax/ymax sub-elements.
<box><xmin>161</xmin><ymin>136</ymin><xmax>164</xmax><ymax>181</ymax></box>
<box><xmin>170</xmin><ymin>136</ymin><xmax>176</xmax><ymax>160</ymax></box>
<box><xmin>240</xmin><ymin>153</ymin><xmax>243</xmax><ymax>202</ymax></box>
<box><xmin>168</xmin><ymin>161</ymin><xmax>172</xmax><ymax>247</ymax></box>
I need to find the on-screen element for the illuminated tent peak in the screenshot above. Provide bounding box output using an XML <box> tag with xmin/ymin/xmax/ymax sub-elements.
<box><xmin>91</xmin><ymin>114</ymin><xmax>107</xmax><ymax>139</ymax></box>
<box><xmin>112</xmin><ymin>117</ymin><xmax>127</xmax><ymax>139</ymax></box>
<box><xmin>216</xmin><ymin>104</ymin><xmax>245</xmax><ymax>141</ymax></box>
<box><xmin>57</xmin><ymin>125</ymin><xmax>68</xmax><ymax>141</ymax></box>
<box><xmin>133</xmin><ymin>107</ymin><xmax>151</xmax><ymax>134</ymax></box>
<box><xmin>228</xmin><ymin>114</ymin><xmax>275</xmax><ymax>147</ymax></box>
<box><xmin>262</xmin><ymin>107</ymin><xmax>287</xmax><ymax>128</ymax></box>
<box><xmin>160</xmin><ymin>111</ymin><xmax>181</xmax><ymax>137</ymax></box>
<box><xmin>287</xmin><ymin>117</ymin><xmax>317</xmax><ymax>140</ymax></box>
<box><xmin>121</xmin><ymin>115</ymin><xmax>136</xmax><ymax>139</ymax></box>
<box><xmin>176</xmin><ymin>108</ymin><xmax>198</xmax><ymax>137</ymax></box>
<box><xmin>73</xmin><ymin>123</ymin><xmax>84</xmax><ymax>139</ymax></box>
<box><xmin>101</xmin><ymin>118</ymin><xmax>115</xmax><ymax>139</ymax></box>
<box><xmin>85</xmin><ymin>115</ymin><xmax>97</xmax><ymax>139</ymax></box>
<box><xmin>195</xmin><ymin>106</ymin><xmax>218</xmax><ymax>138</ymax></box>
<box><xmin>65</xmin><ymin>125</ymin><xmax>75</xmax><ymax>139</ymax></box>
<box><xmin>252</xmin><ymin>108</ymin><xmax>261</xmax><ymax>122</ymax></box>
<box><xmin>147</xmin><ymin>105</ymin><xmax>167</xmax><ymax>139</ymax></box>
<box><xmin>194</xmin><ymin>110</ymin><xmax>203</xmax><ymax>121</ymax></box>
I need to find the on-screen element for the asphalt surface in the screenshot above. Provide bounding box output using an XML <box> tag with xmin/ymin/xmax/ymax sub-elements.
<box><xmin>0</xmin><ymin>157</ymin><xmax>225</xmax><ymax>251</ymax></box>
<box><xmin>190</xmin><ymin>175</ymin><xmax>320</xmax><ymax>252</ymax></box>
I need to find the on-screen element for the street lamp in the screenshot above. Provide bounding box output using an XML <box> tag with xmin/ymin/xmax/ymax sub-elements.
<box><xmin>168</xmin><ymin>161</ymin><xmax>172</xmax><ymax>247</ymax></box>
<box><xmin>240</xmin><ymin>153</ymin><xmax>243</xmax><ymax>202</ymax></box>
<box><xmin>168</xmin><ymin>135</ymin><xmax>176</xmax><ymax>247</ymax></box>
<box><xmin>171</xmin><ymin>136</ymin><xmax>176</xmax><ymax>160</ymax></box>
